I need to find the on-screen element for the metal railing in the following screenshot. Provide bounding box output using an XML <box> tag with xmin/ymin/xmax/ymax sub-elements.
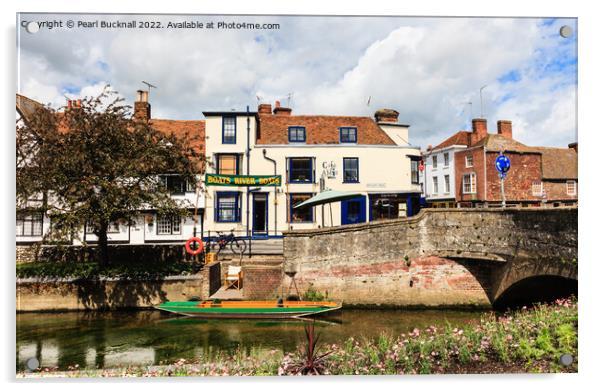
<box><xmin>205</xmin><ymin>229</ymin><xmax>283</xmax><ymax>257</ymax></box>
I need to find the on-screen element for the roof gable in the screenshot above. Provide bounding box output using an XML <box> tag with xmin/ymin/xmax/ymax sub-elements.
<box><xmin>432</xmin><ymin>131</ymin><xmax>471</xmax><ymax>150</ymax></box>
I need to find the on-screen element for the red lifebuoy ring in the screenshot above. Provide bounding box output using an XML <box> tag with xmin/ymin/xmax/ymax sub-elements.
<box><xmin>185</xmin><ymin>237</ymin><xmax>204</xmax><ymax>255</ymax></box>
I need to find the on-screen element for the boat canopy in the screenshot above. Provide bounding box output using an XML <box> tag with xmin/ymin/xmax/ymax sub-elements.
<box><xmin>293</xmin><ymin>190</ymin><xmax>364</xmax><ymax>209</ymax></box>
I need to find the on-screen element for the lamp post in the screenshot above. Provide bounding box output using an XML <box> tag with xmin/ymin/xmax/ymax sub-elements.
<box><xmin>479</xmin><ymin>85</ymin><xmax>487</xmax><ymax>118</ymax></box>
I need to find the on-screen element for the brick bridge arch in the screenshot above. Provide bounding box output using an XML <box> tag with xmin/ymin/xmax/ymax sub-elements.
<box><xmin>282</xmin><ymin>208</ymin><xmax>577</xmax><ymax>308</ymax></box>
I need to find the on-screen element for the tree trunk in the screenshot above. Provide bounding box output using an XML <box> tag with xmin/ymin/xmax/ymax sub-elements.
<box><xmin>97</xmin><ymin>221</ymin><xmax>109</xmax><ymax>267</ymax></box>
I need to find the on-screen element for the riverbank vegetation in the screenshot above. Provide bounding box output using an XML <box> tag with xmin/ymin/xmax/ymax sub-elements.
<box><xmin>18</xmin><ymin>298</ymin><xmax>577</xmax><ymax>377</ymax></box>
<box><xmin>16</xmin><ymin>259</ymin><xmax>202</xmax><ymax>280</ymax></box>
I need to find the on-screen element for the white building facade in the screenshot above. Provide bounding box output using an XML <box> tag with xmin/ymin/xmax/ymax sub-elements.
<box><xmin>201</xmin><ymin>103</ymin><xmax>422</xmax><ymax>238</ymax></box>
<box><xmin>419</xmin><ymin>144</ymin><xmax>467</xmax><ymax>208</ymax></box>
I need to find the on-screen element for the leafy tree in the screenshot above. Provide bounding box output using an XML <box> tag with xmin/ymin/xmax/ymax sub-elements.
<box><xmin>16</xmin><ymin>88</ymin><xmax>202</xmax><ymax>265</ymax></box>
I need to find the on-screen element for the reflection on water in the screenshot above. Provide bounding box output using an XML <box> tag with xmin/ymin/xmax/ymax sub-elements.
<box><xmin>17</xmin><ymin>309</ymin><xmax>486</xmax><ymax>371</ymax></box>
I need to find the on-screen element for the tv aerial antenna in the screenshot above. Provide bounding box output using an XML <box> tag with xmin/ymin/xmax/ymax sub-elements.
<box><xmin>463</xmin><ymin>101</ymin><xmax>473</xmax><ymax>119</ymax></box>
<box><xmin>142</xmin><ymin>81</ymin><xmax>157</xmax><ymax>98</ymax></box>
<box><xmin>286</xmin><ymin>92</ymin><xmax>294</xmax><ymax>107</ymax></box>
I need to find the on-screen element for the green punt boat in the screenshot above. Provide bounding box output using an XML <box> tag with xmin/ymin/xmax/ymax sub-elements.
<box><xmin>155</xmin><ymin>300</ymin><xmax>342</xmax><ymax>319</ymax></box>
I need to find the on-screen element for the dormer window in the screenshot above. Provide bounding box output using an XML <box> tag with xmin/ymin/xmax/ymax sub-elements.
<box><xmin>288</xmin><ymin>126</ymin><xmax>306</xmax><ymax>143</ymax></box>
<box><xmin>340</xmin><ymin>127</ymin><xmax>357</xmax><ymax>143</ymax></box>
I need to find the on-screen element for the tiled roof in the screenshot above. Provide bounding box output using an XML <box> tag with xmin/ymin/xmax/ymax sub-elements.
<box><xmin>472</xmin><ymin>134</ymin><xmax>537</xmax><ymax>153</ymax></box>
<box><xmin>256</xmin><ymin>114</ymin><xmax>396</xmax><ymax>145</ymax></box>
<box><xmin>531</xmin><ymin>147</ymin><xmax>578</xmax><ymax>180</ymax></box>
<box><xmin>432</xmin><ymin>131</ymin><xmax>471</xmax><ymax>150</ymax></box>
<box><xmin>149</xmin><ymin>119</ymin><xmax>205</xmax><ymax>155</ymax></box>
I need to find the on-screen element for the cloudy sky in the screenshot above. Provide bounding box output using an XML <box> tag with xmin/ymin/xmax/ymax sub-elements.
<box><xmin>17</xmin><ymin>14</ymin><xmax>577</xmax><ymax>148</ymax></box>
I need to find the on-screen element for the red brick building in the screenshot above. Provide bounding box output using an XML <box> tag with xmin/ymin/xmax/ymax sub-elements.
<box><xmin>434</xmin><ymin>118</ymin><xmax>577</xmax><ymax>207</ymax></box>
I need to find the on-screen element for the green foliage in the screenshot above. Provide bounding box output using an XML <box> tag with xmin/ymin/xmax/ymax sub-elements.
<box><xmin>16</xmin><ymin>260</ymin><xmax>202</xmax><ymax>279</ymax></box>
<box><xmin>16</xmin><ymin>87</ymin><xmax>203</xmax><ymax>264</ymax></box>
<box><xmin>303</xmin><ymin>286</ymin><xmax>326</xmax><ymax>301</ymax></box>
<box><xmin>555</xmin><ymin>323</ymin><xmax>577</xmax><ymax>352</ymax></box>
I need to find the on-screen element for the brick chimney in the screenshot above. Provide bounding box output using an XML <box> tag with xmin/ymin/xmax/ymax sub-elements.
<box><xmin>497</xmin><ymin>120</ymin><xmax>513</xmax><ymax>139</ymax></box>
<box><xmin>273</xmin><ymin>100</ymin><xmax>292</xmax><ymax>116</ymax></box>
<box><xmin>66</xmin><ymin>99</ymin><xmax>82</xmax><ymax>110</ymax></box>
<box><xmin>568</xmin><ymin>142</ymin><xmax>578</xmax><ymax>152</ymax></box>
<box><xmin>470</xmin><ymin>118</ymin><xmax>488</xmax><ymax>145</ymax></box>
<box><xmin>258</xmin><ymin>103</ymin><xmax>272</xmax><ymax>115</ymax></box>
<box><xmin>134</xmin><ymin>90</ymin><xmax>151</xmax><ymax>121</ymax></box>
<box><xmin>374</xmin><ymin>108</ymin><xmax>399</xmax><ymax>123</ymax></box>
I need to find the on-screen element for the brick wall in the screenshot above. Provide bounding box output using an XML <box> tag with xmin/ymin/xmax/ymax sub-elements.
<box><xmin>455</xmin><ymin>148</ymin><xmax>486</xmax><ymax>203</ymax></box>
<box><xmin>242</xmin><ymin>265</ymin><xmax>283</xmax><ymax>299</ymax></box>
<box><xmin>544</xmin><ymin>180</ymin><xmax>578</xmax><ymax>202</ymax></box>
<box><xmin>485</xmin><ymin>151</ymin><xmax>542</xmax><ymax>202</ymax></box>
<box><xmin>454</xmin><ymin>148</ymin><xmax>575</xmax><ymax>205</ymax></box>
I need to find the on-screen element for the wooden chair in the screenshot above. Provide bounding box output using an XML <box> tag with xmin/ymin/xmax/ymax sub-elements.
<box><xmin>225</xmin><ymin>265</ymin><xmax>243</xmax><ymax>290</ymax></box>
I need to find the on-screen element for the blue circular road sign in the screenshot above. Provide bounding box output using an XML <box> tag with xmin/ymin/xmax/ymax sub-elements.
<box><xmin>495</xmin><ymin>154</ymin><xmax>511</xmax><ymax>175</ymax></box>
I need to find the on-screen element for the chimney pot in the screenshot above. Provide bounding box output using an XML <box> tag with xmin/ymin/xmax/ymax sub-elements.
<box><xmin>136</xmin><ymin>90</ymin><xmax>149</xmax><ymax>103</ymax></box>
<box><xmin>273</xmin><ymin>101</ymin><xmax>292</xmax><ymax>116</ymax></box>
<box><xmin>497</xmin><ymin>120</ymin><xmax>512</xmax><ymax>139</ymax></box>
<box><xmin>374</xmin><ymin>109</ymin><xmax>399</xmax><ymax>123</ymax></box>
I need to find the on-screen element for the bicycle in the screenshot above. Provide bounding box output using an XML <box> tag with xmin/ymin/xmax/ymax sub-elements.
<box><xmin>208</xmin><ymin>229</ymin><xmax>247</xmax><ymax>255</ymax></box>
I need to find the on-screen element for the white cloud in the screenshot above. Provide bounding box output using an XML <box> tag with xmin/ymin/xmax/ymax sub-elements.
<box><xmin>17</xmin><ymin>14</ymin><xmax>577</xmax><ymax>148</ymax></box>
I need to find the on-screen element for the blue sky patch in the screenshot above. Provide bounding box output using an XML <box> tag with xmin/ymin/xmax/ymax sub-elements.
<box><xmin>61</xmin><ymin>85</ymin><xmax>80</xmax><ymax>94</ymax></box>
<box><xmin>498</xmin><ymin>70</ymin><xmax>521</xmax><ymax>84</ymax></box>
<box><xmin>96</xmin><ymin>60</ymin><xmax>109</xmax><ymax>72</ymax></box>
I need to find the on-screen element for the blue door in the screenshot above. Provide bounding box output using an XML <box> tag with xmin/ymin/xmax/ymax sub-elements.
<box><xmin>341</xmin><ymin>196</ymin><xmax>366</xmax><ymax>225</ymax></box>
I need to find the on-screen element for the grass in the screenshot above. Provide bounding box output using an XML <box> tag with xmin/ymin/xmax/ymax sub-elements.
<box><xmin>16</xmin><ymin>259</ymin><xmax>203</xmax><ymax>279</ymax></box>
<box><xmin>18</xmin><ymin>297</ymin><xmax>577</xmax><ymax>377</ymax></box>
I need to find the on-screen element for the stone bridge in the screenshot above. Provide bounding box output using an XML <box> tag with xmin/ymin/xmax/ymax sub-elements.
<box><xmin>282</xmin><ymin>208</ymin><xmax>577</xmax><ymax>308</ymax></box>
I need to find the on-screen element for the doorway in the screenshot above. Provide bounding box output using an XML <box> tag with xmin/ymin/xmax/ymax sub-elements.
<box><xmin>341</xmin><ymin>196</ymin><xmax>366</xmax><ymax>225</ymax></box>
<box><xmin>252</xmin><ymin>193</ymin><xmax>268</xmax><ymax>236</ymax></box>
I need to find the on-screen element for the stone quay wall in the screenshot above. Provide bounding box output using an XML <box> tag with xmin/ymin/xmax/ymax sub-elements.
<box><xmin>16</xmin><ymin>262</ymin><xmax>220</xmax><ymax>312</ymax></box>
<box><xmin>283</xmin><ymin>208</ymin><xmax>577</xmax><ymax>307</ymax></box>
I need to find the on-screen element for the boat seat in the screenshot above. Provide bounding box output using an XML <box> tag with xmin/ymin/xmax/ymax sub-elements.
<box><xmin>225</xmin><ymin>265</ymin><xmax>243</xmax><ymax>290</ymax></box>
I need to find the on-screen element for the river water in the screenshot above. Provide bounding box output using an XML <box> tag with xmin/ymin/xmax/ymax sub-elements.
<box><xmin>17</xmin><ymin>309</ymin><xmax>486</xmax><ymax>371</ymax></box>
